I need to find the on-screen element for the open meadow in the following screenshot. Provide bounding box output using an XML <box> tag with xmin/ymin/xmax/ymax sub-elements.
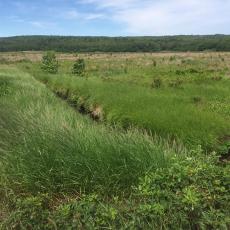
<box><xmin>0</xmin><ymin>51</ymin><xmax>230</xmax><ymax>229</ymax></box>
<box><xmin>10</xmin><ymin>51</ymin><xmax>230</xmax><ymax>149</ymax></box>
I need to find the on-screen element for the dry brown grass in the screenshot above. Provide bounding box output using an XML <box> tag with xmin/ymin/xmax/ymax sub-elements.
<box><xmin>1</xmin><ymin>51</ymin><xmax>230</xmax><ymax>63</ymax></box>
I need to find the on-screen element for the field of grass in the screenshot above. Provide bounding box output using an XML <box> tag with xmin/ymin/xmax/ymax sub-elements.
<box><xmin>0</xmin><ymin>52</ymin><xmax>230</xmax><ymax>229</ymax></box>
<box><xmin>21</xmin><ymin>52</ymin><xmax>230</xmax><ymax>150</ymax></box>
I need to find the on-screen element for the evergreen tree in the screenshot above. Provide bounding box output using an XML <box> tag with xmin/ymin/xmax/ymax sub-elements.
<box><xmin>41</xmin><ymin>51</ymin><xmax>59</xmax><ymax>74</ymax></box>
<box><xmin>72</xmin><ymin>58</ymin><xmax>85</xmax><ymax>76</ymax></box>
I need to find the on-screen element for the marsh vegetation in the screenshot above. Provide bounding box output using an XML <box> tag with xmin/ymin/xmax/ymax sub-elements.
<box><xmin>0</xmin><ymin>52</ymin><xmax>230</xmax><ymax>229</ymax></box>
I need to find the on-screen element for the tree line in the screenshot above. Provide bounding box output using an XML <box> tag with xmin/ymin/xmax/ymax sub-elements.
<box><xmin>0</xmin><ymin>35</ymin><xmax>230</xmax><ymax>52</ymax></box>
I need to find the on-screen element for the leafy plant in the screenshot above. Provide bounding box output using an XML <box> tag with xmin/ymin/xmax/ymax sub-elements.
<box><xmin>192</xmin><ymin>96</ymin><xmax>202</xmax><ymax>104</ymax></box>
<box><xmin>152</xmin><ymin>60</ymin><xmax>157</xmax><ymax>67</ymax></box>
<box><xmin>151</xmin><ymin>78</ymin><xmax>162</xmax><ymax>88</ymax></box>
<box><xmin>72</xmin><ymin>58</ymin><xmax>86</xmax><ymax>76</ymax></box>
<box><xmin>135</xmin><ymin>148</ymin><xmax>230</xmax><ymax>229</ymax></box>
<box><xmin>41</xmin><ymin>51</ymin><xmax>59</xmax><ymax>74</ymax></box>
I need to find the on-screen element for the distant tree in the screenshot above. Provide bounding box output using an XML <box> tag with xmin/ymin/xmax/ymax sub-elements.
<box><xmin>2</xmin><ymin>35</ymin><xmax>230</xmax><ymax>52</ymax></box>
<box><xmin>41</xmin><ymin>51</ymin><xmax>59</xmax><ymax>74</ymax></box>
<box><xmin>72</xmin><ymin>58</ymin><xmax>85</xmax><ymax>76</ymax></box>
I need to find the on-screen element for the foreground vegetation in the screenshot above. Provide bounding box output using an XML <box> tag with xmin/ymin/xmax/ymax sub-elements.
<box><xmin>1</xmin><ymin>52</ymin><xmax>230</xmax><ymax>229</ymax></box>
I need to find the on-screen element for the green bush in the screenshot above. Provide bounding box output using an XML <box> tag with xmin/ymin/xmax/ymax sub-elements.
<box><xmin>72</xmin><ymin>58</ymin><xmax>85</xmax><ymax>76</ymax></box>
<box><xmin>151</xmin><ymin>78</ymin><xmax>163</xmax><ymax>88</ymax></box>
<box><xmin>41</xmin><ymin>51</ymin><xmax>59</xmax><ymax>74</ymax></box>
<box><xmin>152</xmin><ymin>60</ymin><xmax>157</xmax><ymax>67</ymax></box>
<box><xmin>135</xmin><ymin>148</ymin><xmax>230</xmax><ymax>229</ymax></box>
<box><xmin>3</xmin><ymin>150</ymin><xmax>230</xmax><ymax>229</ymax></box>
<box><xmin>2</xmin><ymin>195</ymin><xmax>51</xmax><ymax>229</ymax></box>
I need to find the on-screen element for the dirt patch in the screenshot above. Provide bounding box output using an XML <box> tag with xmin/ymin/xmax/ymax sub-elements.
<box><xmin>91</xmin><ymin>106</ymin><xmax>103</xmax><ymax>121</ymax></box>
<box><xmin>221</xmin><ymin>135</ymin><xmax>230</xmax><ymax>141</ymax></box>
<box><xmin>53</xmin><ymin>87</ymin><xmax>103</xmax><ymax>122</ymax></box>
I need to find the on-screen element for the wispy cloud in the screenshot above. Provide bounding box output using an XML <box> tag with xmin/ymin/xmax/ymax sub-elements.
<box><xmin>1</xmin><ymin>0</ymin><xmax>230</xmax><ymax>36</ymax></box>
<box><xmin>9</xmin><ymin>16</ymin><xmax>25</xmax><ymax>23</ymax></box>
<box><xmin>9</xmin><ymin>16</ymin><xmax>56</xmax><ymax>29</ymax></box>
<box><xmin>64</xmin><ymin>10</ymin><xmax>104</xmax><ymax>20</ymax></box>
<box><xmin>81</xmin><ymin>0</ymin><xmax>139</xmax><ymax>9</ymax></box>
<box><xmin>10</xmin><ymin>1</ymin><xmax>38</xmax><ymax>12</ymax></box>
<box><xmin>29</xmin><ymin>21</ymin><xmax>55</xmax><ymax>29</ymax></box>
<box><xmin>82</xmin><ymin>0</ymin><xmax>230</xmax><ymax>35</ymax></box>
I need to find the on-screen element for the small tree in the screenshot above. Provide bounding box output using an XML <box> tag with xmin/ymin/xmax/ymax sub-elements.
<box><xmin>41</xmin><ymin>51</ymin><xmax>59</xmax><ymax>74</ymax></box>
<box><xmin>151</xmin><ymin>78</ymin><xmax>162</xmax><ymax>88</ymax></box>
<box><xmin>72</xmin><ymin>59</ymin><xmax>85</xmax><ymax>76</ymax></box>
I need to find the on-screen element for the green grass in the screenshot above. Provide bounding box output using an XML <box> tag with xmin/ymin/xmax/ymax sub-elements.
<box><xmin>0</xmin><ymin>67</ymin><xmax>178</xmax><ymax>195</ymax></box>
<box><xmin>26</xmin><ymin>53</ymin><xmax>230</xmax><ymax>150</ymax></box>
<box><xmin>1</xmin><ymin>52</ymin><xmax>230</xmax><ymax>229</ymax></box>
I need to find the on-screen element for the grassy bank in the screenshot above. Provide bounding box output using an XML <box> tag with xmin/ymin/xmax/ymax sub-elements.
<box><xmin>0</xmin><ymin>67</ymin><xmax>176</xmax><ymax>195</ymax></box>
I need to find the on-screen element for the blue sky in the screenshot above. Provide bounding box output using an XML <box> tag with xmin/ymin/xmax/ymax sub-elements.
<box><xmin>1</xmin><ymin>0</ymin><xmax>230</xmax><ymax>37</ymax></box>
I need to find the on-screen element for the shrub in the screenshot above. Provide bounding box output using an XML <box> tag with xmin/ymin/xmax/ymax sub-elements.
<box><xmin>41</xmin><ymin>51</ymin><xmax>59</xmax><ymax>74</ymax></box>
<box><xmin>2</xmin><ymin>195</ymin><xmax>51</xmax><ymax>229</ymax></box>
<box><xmin>175</xmin><ymin>68</ymin><xmax>199</xmax><ymax>75</ymax></box>
<box><xmin>151</xmin><ymin>78</ymin><xmax>162</xmax><ymax>88</ymax></box>
<box><xmin>211</xmin><ymin>76</ymin><xmax>223</xmax><ymax>81</ymax></box>
<box><xmin>152</xmin><ymin>60</ymin><xmax>157</xmax><ymax>67</ymax></box>
<box><xmin>169</xmin><ymin>79</ymin><xmax>183</xmax><ymax>88</ymax></box>
<box><xmin>175</xmin><ymin>70</ymin><xmax>184</xmax><ymax>75</ymax></box>
<box><xmin>72</xmin><ymin>58</ymin><xmax>86</xmax><ymax>76</ymax></box>
<box><xmin>0</xmin><ymin>57</ymin><xmax>9</xmax><ymax>64</ymax></box>
<box><xmin>169</xmin><ymin>56</ymin><xmax>176</xmax><ymax>61</ymax></box>
<box><xmin>135</xmin><ymin>149</ymin><xmax>230</xmax><ymax>229</ymax></box>
<box><xmin>188</xmin><ymin>68</ymin><xmax>199</xmax><ymax>74</ymax></box>
<box><xmin>192</xmin><ymin>96</ymin><xmax>202</xmax><ymax>104</ymax></box>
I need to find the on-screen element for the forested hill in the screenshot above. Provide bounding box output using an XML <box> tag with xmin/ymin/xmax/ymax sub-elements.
<box><xmin>1</xmin><ymin>35</ymin><xmax>230</xmax><ymax>52</ymax></box>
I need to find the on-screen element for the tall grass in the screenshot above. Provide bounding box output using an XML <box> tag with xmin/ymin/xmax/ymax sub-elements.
<box><xmin>1</xmin><ymin>57</ymin><xmax>230</xmax><ymax>229</ymax></box>
<box><xmin>0</xmin><ymin>68</ymin><xmax>184</xmax><ymax>195</ymax></box>
<box><xmin>32</xmin><ymin>68</ymin><xmax>230</xmax><ymax>150</ymax></box>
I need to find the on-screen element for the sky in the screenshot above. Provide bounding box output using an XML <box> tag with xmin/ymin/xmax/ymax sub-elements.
<box><xmin>0</xmin><ymin>0</ymin><xmax>230</xmax><ymax>37</ymax></box>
